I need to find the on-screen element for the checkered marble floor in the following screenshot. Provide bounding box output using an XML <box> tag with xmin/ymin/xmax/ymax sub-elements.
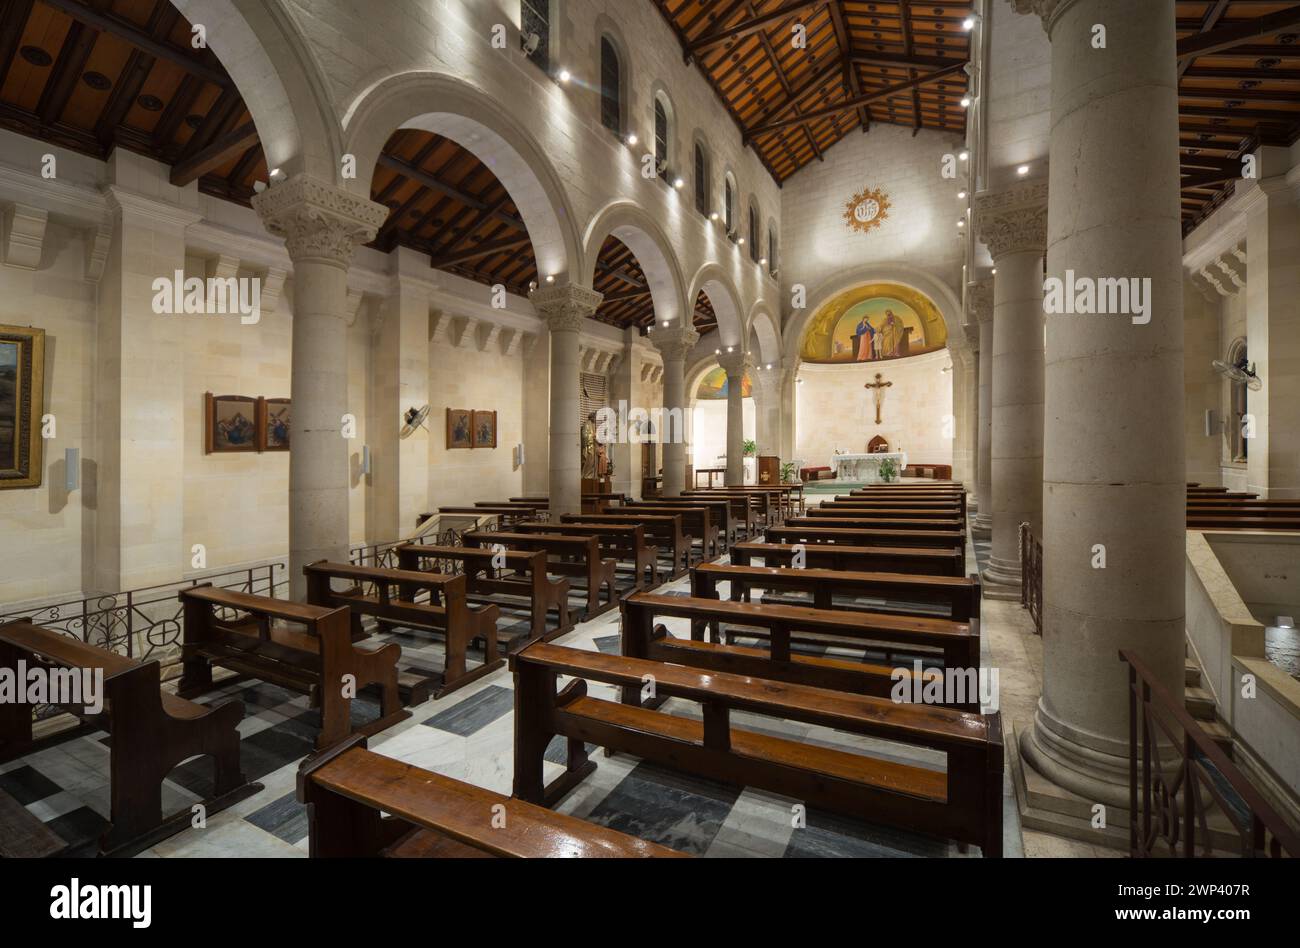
<box><xmin>3</xmin><ymin>520</ymin><xmax>1023</xmax><ymax>858</ymax></box>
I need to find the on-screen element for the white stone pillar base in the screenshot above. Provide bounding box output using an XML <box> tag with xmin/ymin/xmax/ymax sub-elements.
<box><xmin>981</xmin><ymin>555</ymin><xmax>1023</xmax><ymax>600</ymax></box>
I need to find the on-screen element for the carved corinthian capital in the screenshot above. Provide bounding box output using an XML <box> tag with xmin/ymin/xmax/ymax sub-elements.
<box><xmin>970</xmin><ymin>279</ymin><xmax>995</xmax><ymax>325</ymax></box>
<box><xmin>974</xmin><ymin>179</ymin><xmax>1049</xmax><ymax>259</ymax></box>
<box><xmin>1007</xmin><ymin>0</ymin><xmax>1080</xmax><ymax>35</ymax></box>
<box><xmin>252</xmin><ymin>175</ymin><xmax>388</xmax><ymax>265</ymax></box>
<box><xmin>529</xmin><ymin>283</ymin><xmax>604</xmax><ymax>333</ymax></box>
<box><xmin>717</xmin><ymin>349</ymin><xmax>756</xmax><ymax>380</ymax></box>
<box><xmin>651</xmin><ymin>324</ymin><xmax>700</xmax><ymax>363</ymax></box>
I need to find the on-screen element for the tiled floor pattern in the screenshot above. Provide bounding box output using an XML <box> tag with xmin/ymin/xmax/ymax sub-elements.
<box><xmin>2</xmin><ymin>504</ymin><xmax>1081</xmax><ymax>858</ymax></box>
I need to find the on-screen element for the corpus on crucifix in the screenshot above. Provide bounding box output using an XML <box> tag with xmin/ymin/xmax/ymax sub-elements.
<box><xmin>864</xmin><ymin>372</ymin><xmax>892</xmax><ymax>425</ymax></box>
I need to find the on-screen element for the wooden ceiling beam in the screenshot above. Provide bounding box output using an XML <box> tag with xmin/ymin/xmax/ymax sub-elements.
<box><xmin>1177</xmin><ymin>5</ymin><xmax>1300</xmax><ymax>60</ymax></box>
<box><xmin>847</xmin><ymin>50</ymin><xmax>954</xmax><ymax>71</ymax></box>
<box><xmin>377</xmin><ymin>152</ymin><xmax>526</xmax><ymax>233</ymax></box>
<box><xmin>428</xmin><ymin>233</ymin><xmax>532</xmax><ymax>268</ymax></box>
<box><xmin>40</xmin><ymin>0</ymin><xmax>232</xmax><ymax>87</ymax></box>
<box><xmin>169</xmin><ymin>120</ymin><xmax>258</xmax><ymax>186</ymax></box>
<box><xmin>827</xmin><ymin>1</ymin><xmax>870</xmax><ymax>133</ymax></box>
<box><xmin>98</xmin><ymin>1</ymin><xmax>182</xmax><ymax>148</ymax></box>
<box><xmin>688</xmin><ymin>0</ymin><xmax>826</xmax><ymax>57</ymax></box>
<box><xmin>0</xmin><ymin>0</ymin><xmax>34</xmax><ymax>82</ymax></box>
<box><xmin>37</xmin><ymin>20</ymin><xmax>99</xmax><ymax>127</ymax></box>
<box><xmin>742</xmin><ymin>0</ymin><xmax>822</xmax><ymax>162</ymax></box>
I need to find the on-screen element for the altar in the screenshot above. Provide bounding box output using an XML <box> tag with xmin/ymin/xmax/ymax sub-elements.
<box><xmin>831</xmin><ymin>452</ymin><xmax>907</xmax><ymax>483</ymax></box>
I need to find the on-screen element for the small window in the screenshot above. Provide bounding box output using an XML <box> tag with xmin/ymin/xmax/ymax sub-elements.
<box><xmin>768</xmin><ymin>225</ymin><xmax>778</xmax><ymax>275</ymax></box>
<box><xmin>654</xmin><ymin>99</ymin><xmax>669</xmax><ymax>179</ymax></box>
<box><xmin>694</xmin><ymin>143</ymin><xmax>708</xmax><ymax>215</ymax></box>
<box><xmin>749</xmin><ymin>206</ymin><xmax>759</xmax><ymax>261</ymax></box>
<box><xmin>724</xmin><ymin>176</ymin><xmax>734</xmax><ymax>233</ymax></box>
<box><xmin>600</xmin><ymin>38</ymin><xmax>621</xmax><ymax>133</ymax></box>
<box><xmin>521</xmin><ymin>0</ymin><xmax>551</xmax><ymax>74</ymax></box>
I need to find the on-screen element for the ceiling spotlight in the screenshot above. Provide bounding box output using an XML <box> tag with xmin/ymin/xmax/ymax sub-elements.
<box><xmin>673</xmin><ymin>177</ymin><xmax>685</xmax><ymax>189</ymax></box>
<box><xmin>546</xmin><ymin>274</ymin><xmax>556</xmax><ymax>284</ymax></box>
<box><xmin>558</xmin><ymin>68</ymin><xmax>571</xmax><ymax>84</ymax></box>
<box><xmin>963</xmin><ymin>16</ymin><xmax>976</xmax><ymax>31</ymax></box>
<box><xmin>715</xmin><ymin>348</ymin><xmax>721</xmax><ymax>355</ymax></box>
<box><xmin>766</xmin><ymin>364</ymin><xmax>773</xmax><ymax>371</ymax></box>
<box><xmin>959</xmin><ymin>150</ymin><xmax>969</xmax><ymax>161</ymax></box>
<box><xmin>662</xmin><ymin>321</ymin><xmax>669</xmax><ymax>328</ymax></box>
<box><xmin>727</xmin><ymin>346</ymin><xmax>734</xmax><ymax>353</ymax></box>
<box><xmin>992</xmin><ymin>268</ymin><xmax>998</xmax><ymax>275</ymax></box>
<box><xmin>960</xmin><ymin>96</ymin><xmax>971</xmax><ymax>108</ymax></box>
<box><xmin>958</xmin><ymin>190</ymin><xmax>967</xmax><ymax>199</ymax></box>
<box><xmin>738</xmin><ymin>237</ymin><xmax>746</xmax><ymax>246</ymax></box>
<box><xmin>760</xmin><ymin>257</ymin><xmax>768</xmax><ymax>266</ymax></box>
<box><xmin>626</xmin><ymin>133</ymin><xmax>638</xmax><ymax>146</ymax></box>
<box><xmin>710</xmin><ymin>211</ymin><xmax>720</xmax><ymax>222</ymax></box>
<box><xmin>957</xmin><ymin>220</ymin><xmax>965</xmax><ymax>228</ymax></box>
<box><xmin>1017</xmin><ymin>164</ymin><xmax>1031</xmax><ymax>176</ymax></box>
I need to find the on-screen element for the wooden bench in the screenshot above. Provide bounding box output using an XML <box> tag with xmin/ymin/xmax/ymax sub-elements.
<box><xmin>0</xmin><ymin>619</ymin><xmax>259</xmax><ymax>855</ymax></box>
<box><xmin>178</xmin><ymin>586</ymin><xmax>409</xmax><ymax>750</ymax></box>
<box><xmin>297</xmin><ymin>735</ymin><xmax>685</xmax><ymax>858</ymax></box>
<box><xmin>684</xmin><ymin>489</ymin><xmax>770</xmax><ymax>531</ymax></box>
<box><xmin>621</xmin><ymin>592</ymin><xmax>981</xmax><ymax>711</ymax></box>
<box><xmin>463</xmin><ymin>531</ymin><xmax>618</xmax><ymax>620</ymax></box>
<box><xmin>561</xmin><ymin>513</ymin><xmax>689</xmax><ymax>579</ymax></box>
<box><xmin>627</xmin><ymin>497</ymin><xmax>734</xmax><ymax>549</ymax></box>
<box><xmin>396</xmin><ymin>544</ymin><xmax>572</xmax><ymax>644</ymax></box>
<box><xmin>731</xmin><ymin>540</ymin><xmax>965</xmax><ymax>577</ymax></box>
<box><xmin>616</xmin><ymin>501</ymin><xmax>721</xmax><ymax>560</ymax></box>
<box><xmin>304</xmin><ymin>562</ymin><xmax>502</xmax><ymax>702</ymax></box>
<box><xmin>0</xmin><ymin>786</ymin><xmax>66</xmax><ymax>857</ymax></box>
<box><xmin>813</xmin><ymin>504</ymin><xmax>961</xmax><ymax>519</ymax></box>
<box><xmin>767</xmin><ymin>524</ymin><xmax>966</xmax><ymax>559</ymax></box>
<box><xmin>439</xmin><ymin>506</ymin><xmax>539</xmax><ymax>526</ymax></box>
<box><xmin>1186</xmin><ymin>514</ymin><xmax>1300</xmax><ymax>531</ymax></box>
<box><xmin>847</xmin><ymin>491</ymin><xmax>967</xmax><ymax>519</ymax></box>
<box><xmin>509</xmin><ymin>521</ymin><xmax>660</xmax><ymax>590</ymax></box>
<box><xmin>1185</xmin><ymin>500</ymin><xmax>1300</xmax><ymax>510</ymax></box>
<box><xmin>692</xmin><ymin>563</ymin><xmax>981</xmax><ymax>622</ymax></box>
<box><xmin>512</xmin><ymin>642</ymin><xmax>1003</xmax><ymax>856</ymax></box>
<box><xmin>787</xmin><ymin>515</ymin><xmax>964</xmax><ymax>533</ymax></box>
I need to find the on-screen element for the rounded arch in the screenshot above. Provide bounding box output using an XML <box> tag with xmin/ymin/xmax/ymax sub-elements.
<box><xmin>581</xmin><ymin>201</ymin><xmax>687</xmax><ymax>326</ymax></box>
<box><xmin>782</xmin><ymin>264</ymin><xmax>963</xmax><ymax>359</ymax></box>
<box><xmin>746</xmin><ymin>301</ymin><xmax>782</xmax><ymax>366</ymax></box>
<box><xmin>687</xmin><ymin>263</ymin><xmax>744</xmax><ymax>347</ymax></box>
<box><xmin>340</xmin><ymin>72</ymin><xmax>582</xmax><ymax>280</ymax></box>
<box><xmin>170</xmin><ymin>0</ymin><xmax>338</xmax><ymax>179</ymax></box>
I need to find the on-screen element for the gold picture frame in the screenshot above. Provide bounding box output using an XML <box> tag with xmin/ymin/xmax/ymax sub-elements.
<box><xmin>0</xmin><ymin>325</ymin><xmax>45</xmax><ymax>490</ymax></box>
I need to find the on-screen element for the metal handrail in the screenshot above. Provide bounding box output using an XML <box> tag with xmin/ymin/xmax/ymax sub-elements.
<box><xmin>1121</xmin><ymin>648</ymin><xmax>1300</xmax><ymax>857</ymax></box>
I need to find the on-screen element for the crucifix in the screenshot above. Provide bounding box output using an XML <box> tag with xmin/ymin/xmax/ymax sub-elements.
<box><xmin>865</xmin><ymin>373</ymin><xmax>892</xmax><ymax>425</ymax></box>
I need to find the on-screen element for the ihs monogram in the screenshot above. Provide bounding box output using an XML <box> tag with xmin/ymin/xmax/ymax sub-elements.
<box><xmin>844</xmin><ymin>186</ymin><xmax>891</xmax><ymax>235</ymax></box>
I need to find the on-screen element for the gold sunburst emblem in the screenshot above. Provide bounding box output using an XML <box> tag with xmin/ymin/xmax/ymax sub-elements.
<box><xmin>844</xmin><ymin>186</ymin><xmax>891</xmax><ymax>235</ymax></box>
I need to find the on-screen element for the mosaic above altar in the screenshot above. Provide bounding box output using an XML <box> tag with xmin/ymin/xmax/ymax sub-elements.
<box><xmin>799</xmin><ymin>282</ymin><xmax>947</xmax><ymax>365</ymax></box>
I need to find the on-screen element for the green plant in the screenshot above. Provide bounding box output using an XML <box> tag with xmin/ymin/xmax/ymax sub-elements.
<box><xmin>780</xmin><ymin>461</ymin><xmax>796</xmax><ymax>484</ymax></box>
<box><xmin>742</xmin><ymin>439</ymin><xmax>757</xmax><ymax>457</ymax></box>
<box><xmin>878</xmin><ymin>457</ymin><xmax>898</xmax><ymax>483</ymax></box>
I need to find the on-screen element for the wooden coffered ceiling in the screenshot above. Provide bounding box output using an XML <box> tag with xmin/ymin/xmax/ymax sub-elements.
<box><xmin>1176</xmin><ymin>1</ymin><xmax>1300</xmax><ymax>232</ymax></box>
<box><xmin>651</xmin><ymin>1</ymin><xmax>976</xmax><ymax>183</ymax></box>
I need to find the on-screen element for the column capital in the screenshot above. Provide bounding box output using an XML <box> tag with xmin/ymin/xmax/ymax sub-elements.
<box><xmin>974</xmin><ymin>179</ymin><xmax>1048</xmax><ymax>259</ymax></box>
<box><xmin>1007</xmin><ymin>0</ymin><xmax>1080</xmax><ymax>36</ymax></box>
<box><xmin>252</xmin><ymin>174</ymin><xmax>388</xmax><ymax>266</ymax></box>
<box><xmin>529</xmin><ymin>282</ymin><xmax>603</xmax><ymax>333</ymax></box>
<box><xmin>650</xmin><ymin>323</ymin><xmax>700</xmax><ymax>362</ymax></box>
<box><xmin>717</xmin><ymin>349</ymin><xmax>756</xmax><ymax>379</ymax></box>
<box><xmin>970</xmin><ymin>278</ymin><xmax>995</xmax><ymax>325</ymax></box>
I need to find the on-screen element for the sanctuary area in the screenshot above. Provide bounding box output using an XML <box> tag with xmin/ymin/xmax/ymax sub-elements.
<box><xmin>0</xmin><ymin>0</ymin><xmax>1296</xmax><ymax>887</ymax></box>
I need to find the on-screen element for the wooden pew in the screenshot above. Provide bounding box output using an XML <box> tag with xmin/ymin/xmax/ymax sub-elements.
<box><xmin>767</xmin><ymin>524</ymin><xmax>966</xmax><ymax>559</ymax></box>
<box><xmin>786</xmin><ymin>515</ymin><xmax>964</xmax><ymax>533</ymax></box>
<box><xmin>0</xmin><ymin>619</ymin><xmax>259</xmax><ymax>855</ymax></box>
<box><xmin>512</xmin><ymin>642</ymin><xmax>1003</xmax><ymax>856</ymax></box>
<box><xmin>1187</xmin><ymin>514</ymin><xmax>1300</xmax><ymax>531</ymax></box>
<box><xmin>508</xmin><ymin>521</ymin><xmax>659</xmax><ymax>590</ymax></box>
<box><xmin>178</xmin><ymin>586</ymin><xmax>409</xmax><ymax>750</ymax></box>
<box><xmin>396</xmin><ymin>545</ymin><xmax>572</xmax><ymax>644</ymax></box>
<box><xmin>684</xmin><ymin>489</ymin><xmax>771</xmax><ymax>531</ymax></box>
<box><xmin>297</xmin><ymin>735</ymin><xmax>686</xmax><ymax>858</ymax></box>
<box><xmin>628</xmin><ymin>497</ymin><xmax>734</xmax><ymax>548</ymax></box>
<box><xmin>731</xmin><ymin>540</ymin><xmax>966</xmax><ymax>577</ymax></box>
<box><xmin>847</xmin><ymin>490</ymin><xmax>967</xmax><ymax>519</ymax></box>
<box><xmin>304</xmin><ymin>562</ymin><xmax>502</xmax><ymax>702</ymax></box>
<box><xmin>616</xmin><ymin>501</ymin><xmax>721</xmax><ymax>560</ymax></box>
<box><xmin>813</xmin><ymin>504</ymin><xmax>960</xmax><ymax>519</ymax></box>
<box><xmin>463</xmin><ymin>531</ymin><xmax>618</xmax><ymax>620</ymax></box>
<box><xmin>439</xmin><ymin>506</ymin><xmax>538</xmax><ymax>526</ymax></box>
<box><xmin>828</xmin><ymin>496</ymin><xmax>962</xmax><ymax>508</ymax></box>
<box><xmin>1186</xmin><ymin>500</ymin><xmax>1300</xmax><ymax>510</ymax></box>
<box><xmin>619</xmin><ymin>593</ymin><xmax>981</xmax><ymax>711</ymax></box>
<box><xmin>692</xmin><ymin>563</ymin><xmax>981</xmax><ymax>622</ymax></box>
<box><xmin>561</xmin><ymin>513</ymin><xmax>689</xmax><ymax>580</ymax></box>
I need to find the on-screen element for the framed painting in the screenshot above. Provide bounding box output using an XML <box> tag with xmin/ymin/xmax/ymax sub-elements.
<box><xmin>0</xmin><ymin>325</ymin><xmax>45</xmax><ymax>490</ymax></box>
<box><xmin>446</xmin><ymin>408</ymin><xmax>473</xmax><ymax>450</ymax></box>
<box><xmin>204</xmin><ymin>393</ymin><xmax>259</xmax><ymax>454</ymax></box>
<box><xmin>259</xmin><ymin>397</ymin><xmax>290</xmax><ymax>451</ymax></box>
<box><xmin>472</xmin><ymin>410</ymin><xmax>497</xmax><ymax>449</ymax></box>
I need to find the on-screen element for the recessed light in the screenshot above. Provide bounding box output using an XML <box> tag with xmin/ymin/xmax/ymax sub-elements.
<box><xmin>959</xmin><ymin>151</ymin><xmax>969</xmax><ymax>161</ymax></box>
<box><xmin>960</xmin><ymin>96</ymin><xmax>971</xmax><ymax>108</ymax></box>
<box><xmin>546</xmin><ymin>274</ymin><xmax>555</xmax><ymax>283</ymax></box>
<box><xmin>963</xmin><ymin>17</ymin><xmax>976</xmax><ymax>31</ymax></box>
<box><xmin>1017</xmin><ymin>164</ymin><xmax>1030</xmax><ymax>176</ymax></box>
<box><xmin>558</xmin><ymin>69</ymin><xmax>571</xmax><ymax>84</ymax></box>
<box><xmin>673</xmin><ymin>177</ymin><xmax>684</xmax><ymax>189</ymax></box>
<box><xmin>958</xmin><ymin>190</ymin><xmax>967</xmax><ymax>199</ymax></box>
<box><xmin>626</xmin><ymin>133</ymin><xmax>638</xmax><ymax>146</ymax></box>
<box><xmin>19</xmin><ymin>46</ymin><xmax>52</xmax><ymax>67</ymax></box>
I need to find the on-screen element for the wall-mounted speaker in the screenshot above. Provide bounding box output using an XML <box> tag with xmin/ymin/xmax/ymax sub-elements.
<box><xmin>65</xmin><ymin>448</ymin><xmax>79</xmax><ymax>491</ymax></box>
<box><xmin>361</xmin><ymin>445</ymin><xmax>372</xmax><ymax>476</ymax></box>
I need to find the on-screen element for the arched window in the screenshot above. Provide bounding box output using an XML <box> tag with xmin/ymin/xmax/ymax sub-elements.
<box><xmin>768</xmin><ymin>224</ymin><xmax>778</xmax><ymax>275</ymax></box>
<box><xmin>521</xmin><ymin>0</ymin><xmax>551</xmax><ymax>74</ymax></box>
<box><xmin>654</xmin><ymin>97</ymin><xmax>669</xmax><ymax>179</ymax></box>
<box><xmin>748</xmin><ymin>204</ymin><xmax>760</xmax><ymax>261</ymax></box>
<box><xmin>600</xmin><ymin>37</ymin><xmax>621</xmax><ymax>133</ymax></box>
<box><xmin>694</xmin><ymin>142</ymin><xmax>709</xmax><ymax>216</ymax></box>
<box><xmin>724</xmin><ymin>174</ymin><xmax>735</xmax><ymax>233</ymax></box>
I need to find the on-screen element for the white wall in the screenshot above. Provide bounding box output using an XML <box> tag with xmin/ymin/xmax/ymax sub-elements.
<box><xmin>691</xmin><ymin>398</ymin><xmax>754</xmax><ymax>474</ymax></box>
<box><xmin>795</xmin><ymin>349</ymin><xmax>953</xmax><ymax>471</ymax></box>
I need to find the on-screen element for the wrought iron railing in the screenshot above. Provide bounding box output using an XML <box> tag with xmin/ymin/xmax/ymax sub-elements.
<box><xmin>1121</xmin><ymin>649</ymin><xmax>1300</xmax><ymax>858</ymax></box>
<box><xmin>1019</xmin><ymin>522</ymin><xmax>1042</xmax><ymax>636</ymax></box>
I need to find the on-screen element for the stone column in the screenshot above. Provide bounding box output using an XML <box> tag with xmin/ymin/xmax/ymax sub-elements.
<box><xmin>253</xmin><ymin>175</ymin><xmax>387</xmax><ymax>601</ymax></box>
<box><xmin>753</xmin><ymin>369</ymin><xmax>781</xmax><ymax>462</ymax></box>
<box><xmin>974</xmin><ymin>179</ymin><xmax>1048</xmax><ymax>598</ymax></box>
<box><xmin>652</xmin><ymin>324</ymin><xmax>699</xmax><ymax>497</ymax></box>
<box><xmin>608</xmin><ymin>328</ymin><xmax>639</xmax><ymax>501</ymax></box>
<box><xmin>949</xmin><ymin>342</ymin><xmax>978</xmax><ymax>491</ymax></box>
<box><xmin>529</xmin><ymin>284</ymin><xmax>603</xmax><ymax>517</ymax></box>
<box><xmin>971</xmin><ymin>280</ymin><xmax>995</xmax><ymax>537</ymax></box>
<box><xmin>718</xmin><ymin>350</ymin><xmax>755</xmax><ymax>486</ymax></box>
<box><xmin>1016</xmin><ymin>0</ymin><xmax>1186</xmax><ymax>807</ymax></box>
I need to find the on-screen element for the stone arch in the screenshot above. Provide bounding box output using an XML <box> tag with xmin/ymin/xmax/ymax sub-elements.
<box><xmin>340</xmin><ymin>72</ymin><xmax>582</xmax><ymax>280</ymax></box>
<box><xmin>746</xmin><ymin>301</ymin><xmax>782</xmax><ymax>367</ymax></box>
<box><xmin>782</xmin><ymin>263</ymin><xmax>963</xmax><ymax>358</ymax></box>
<box><xmin>687</xmin><ymin>263</ymin><xmax>744</xmax><ymax>348</ymax></box>
<box><xmin>581</xmin><ymin>201</ymin><xmax>687</xmax><ymax>326</ymax></box>
<box><xmin>170</xmin><ymin>0</ymin><xmax>339</xmax><ymax>179</ymax></box>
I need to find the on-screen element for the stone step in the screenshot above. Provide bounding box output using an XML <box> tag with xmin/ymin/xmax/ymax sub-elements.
<box><xmin>1185</xmin><ymin>660</ymin><xmax>1201</xmax><ymax>688</ymax></box>
<box><xmin>1185</xmin><ymin>685</ymin><xmax>1217</xmax><ymax>721</ymax></box>
<box><xmin>1200</xmin><ymin>717</ymin><xmax>1234</xmax><ymax>758</ymax></box>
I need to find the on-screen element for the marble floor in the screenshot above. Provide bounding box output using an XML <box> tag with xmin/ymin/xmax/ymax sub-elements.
<box><xmin>1</xmin><ymin>504</ymin><xmax>1103</xmax><ymax>858</ymax></box>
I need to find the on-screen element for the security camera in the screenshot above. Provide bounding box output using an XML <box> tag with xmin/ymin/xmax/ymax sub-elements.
<box><xmin>521</xmin><ymin>31</ymin><xmax>541</xmax><ymax>55</ymax></box>
<box><xmin>656</xmin><ymin>158</ymin><xmax>669</xmax><ymax>175</ymax></box>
